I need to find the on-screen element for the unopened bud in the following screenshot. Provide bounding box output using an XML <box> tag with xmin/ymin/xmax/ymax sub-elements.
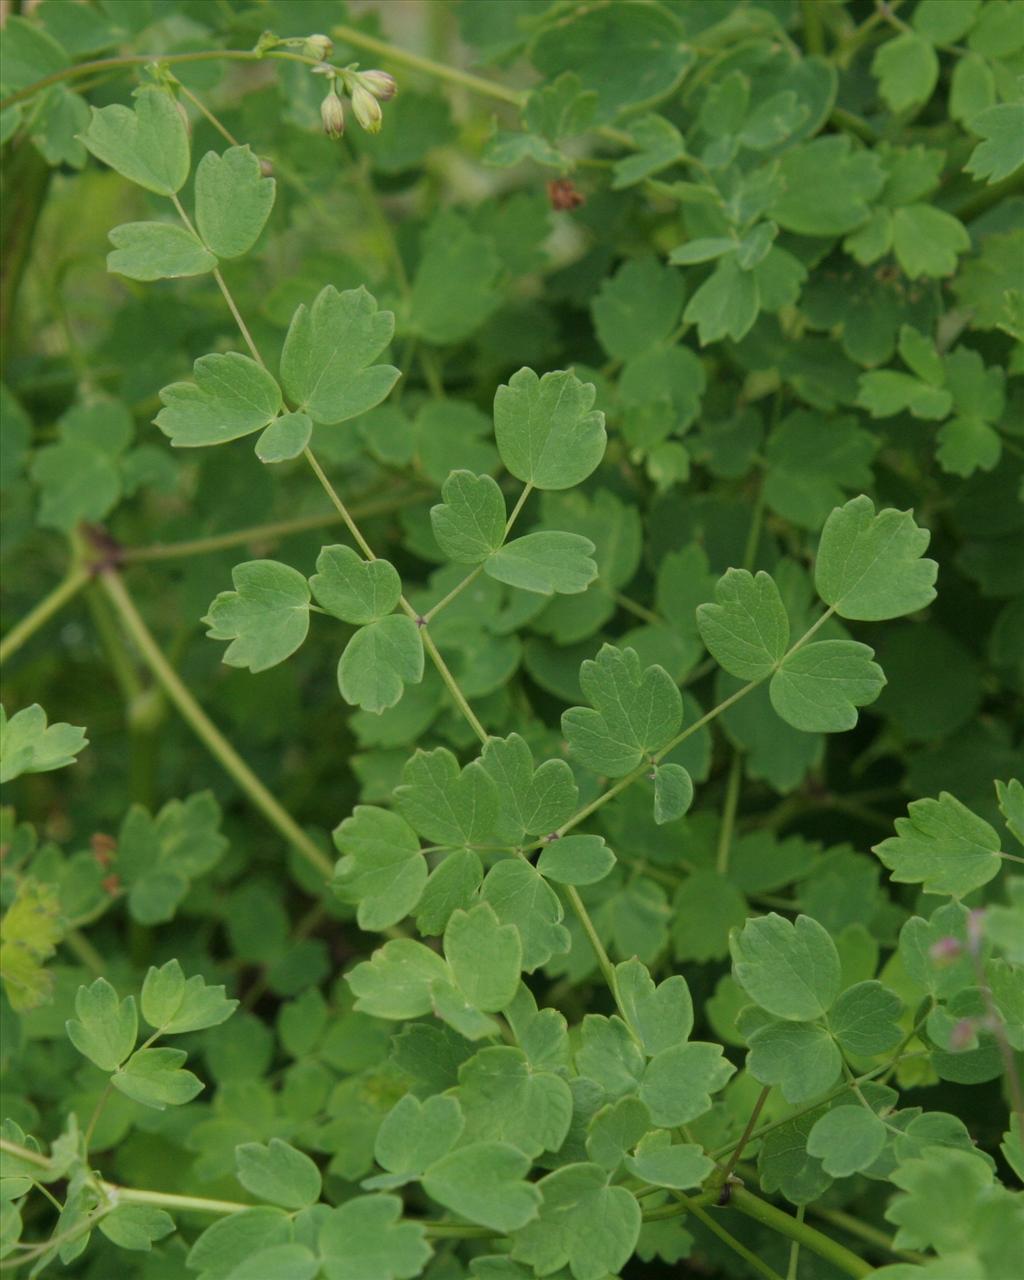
<box><xmin>351</xmin><ymin>82</ymin><xmax>383</xmax><ymax>134</ymax></box>
<box><xmin>320</xmin><ymin>89</ymin><xmax>345</xmax><ymax>139</ymax></box>
<box><xmin>258</xmin><ymin>156</ymin><xmax>274</xmax><ymax>178</ymax></box>
<box><xmin>358</xmin><ymin>69</ymin><xmax>397</xmax><ymax>101</ymax></box>
<box><xmin>304</xmin><ymin>33</ymin><xmax>333</xmax><ymax>61</ymax></box>
<box><xmin>928</xmin><ymin>936</ymin><xmax>963</xmax><ymax>965</ymax></box>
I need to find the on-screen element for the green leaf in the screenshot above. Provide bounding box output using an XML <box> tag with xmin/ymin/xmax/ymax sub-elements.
<box><xmin>98</xmin><ymin>1204</ymin><xmax>175</xmax><ymax>1251</ymax></box>
<box><xmin>81</xmin><ymin>87</ymin><xmax>190</xmax><ymax>196</ymax></box>
<box><xmin>591</xmin><ymin>257</ymin><xmax>685</xmax><ymax>360</ymax></box>
<box><xmin>745</xmin><ymin>1018</ymin><xmax>842</xmax><ymax>1103</ymax></box>
<box><xmin>892</xmin><ymin>205</ymin><xmax>969</xmax><ymax>279</ymax></box>
<box><xmin>814</xmin><ymin>496</ymin><xmax>938</xmax><ymax>620</ymax></box>
<box><xmin>873</xmin><ymin>792</ymin><xmax>1003</xmax><ymax>897</ymax></box>
<box><xmin>1</xmin><ymin>16</ymin><xmax>68</xmax><ymax>92</ymax></box>
<box><xmin>333</xmin><ymin>806</ymin><xmax>426</xmax><ymax>931</ymax></box>
<box><xmin>936</xmin><ymin>416</ymin><xmax>1002</xmax><ymax>478</ymax></box>
<box><xmin>456</xmin><ymin>1045</ymin><xmax>573</xmax><ymax>1157</ymax></box>
<box><xmin>346</xmin><ymin>938</ymin><xmax>451</xmax><ymax>1019</ymax></box>
<box><xmin>807</xmin><ymin>1106</ymin><xmax>887</xmax><ymax>1176</ymax></box>
<box><xmin>494</xmin><ymin>367</ymin><xmax>606</xmax><ymax>491</ymax></box>
<box><xmin>625</xmin><ymin>1136</ymin><xmax>714</xmax><ymax>1191</ymax></box>
<box><xmin>770</xmin><ymin>136</ymin><xmax>885</xmax><ymax>236</ymax></box>
<box><xmin>0</xmin><ymin>704</ymin><xmax>87</xmax><ymax>784</ymax></box>
<box><xmin>769</xmin><ymin>639</ymin><xmax>885</xmax><ymax>733</ymax></box>
<box><xmin>112</xmin><ymin>1046</ymin><xmax>202</xmax><ymax>1109</ymax></box>
<box><xmin>368</xmin><ymin>1094</ymin><xmax>463</xmax><ymax>1188</ymax></box>
<box><xmin>829</xmin><ymin>980</ymin><xmax>904</xmax><ymax>1056</ymax></box>
<box><xmin>639</xmin><ymin>1041</ymin><xmax>735</xmax><ymax>1126</ymax></box>
<box><xmin>396</xmin><ymin>748</ymin><xmax>499</xmax><ymax>846</ymax></box>
<box><xmin>672</xmin><ymin>869</ymin><xmax>748</xmax><ymax>964</ymax></box>
<box><xmin>697</xmin><ymin>569</ymin><xmax>789</xmax><ymax>680</ymax></box>
<box><xmin>106</xmin><ymin>221</ymin><xmax>216</xmax><ymax>281</ymax></box>
<box><xmin>885</xmin><ymin>1147</ymin><xmax>994</xmax><ymax>1254</ymax></box>
<box><xmin>615</xmin><ymin>957</ymin><xmax>693</xmax><ymax>1055</ymax></box>
<box><xmin>255</xmin><ymin>412</ymin><xmax>311</xmax><ymax>464</ymax></box>
<box><xmin>280</xmin><ymin>286</ymin><xmax>399</xmax><ymax>426</ymax></box>
<box><xmin>431</xmin><ymin>471</ymin><xmax>506</xmax><ymax>564</ymax></box>
<box><xmin>731</xmin><ymin>913</ymin><xmax>841</xmax><ymax>1020</ymax></box>
<box><xmin>653</xmin><ymin>762</ymin><xmax>693</xmax><ymax>824</ymax></box>
<box><xmin>319</xmin><ymin>1195</ymin><xmax>432</xmax><ymax>1280</ymax></box>
<box><xmin>66</xmin><ymin>977</ymin><xmax>136</xmax><ymax>1071</ymax></box>
<box><xmin>310</xmin><ymin>545</ymin><xmax>402</xmax><ymax>624</ymax></box>
<box><xmin>857</xmin><ymin>370</ymin><xmax>953</xmax><ymax>420</ymax></box>
<box><xmin>409</xmin><ymin>209</ymin><xmax>502</xmax><ymax>344</ymax></box>
<box><xmin>684</xmin><ymin>256</ymin><xmax>760</xmax><ymax>346</ymax></box>
<box><xmin>965</xmin><ymin>103</ymin><xmax>1024</xmax><ymax>184</ymax></box>
<box><xmin>997</xmin><ymin>778</ymin><xmax>1024</xmax><ymax>848</ymax></box>
<box><xmin>480</xmin><ymin>733</ymin><xmax>578</xmax><ymax>840</ymax></box>
<box><xmin>156</xmin><ymin>352</ymin><xmax>282</xmax><ymax>448</ymax></box>
<box><xmin>562</xmin><ymin>645</ymin><xmax>682</xmax><ymax>777</ymax></box>
<box><xmin>338</xmin><ymin>616</ymin><xmax>424</xmax><ymax>714</ymax></box>
<box><xmin>762</xmin><ymin>412</ymin><xmax>877</xmax><ymax>531</ymax></box>
<box><xmin>116</xmin><ymin>792</ymin><xmax>227</xmax><ymax>925</ymax></box>
<box><xmin>30</xmin><ymin>399</ymin><xmax>132</xmax><ymax>530</ymax></box>
<box><xmin>194</xmin><ymin>145</ymin><xmax>275</xmax><ymax>258</ymax></box>
<box><xmin>203</xmin><ymin>560</ymin><xmax>310</xmax><ymax>673</ymax></box>
<box><xmin>873</xmin><ymin>33</ymin><xmax>939</xmax><ymax>111</ymax></box>
<box><xmin>537</xmin><ymin>834</ymin><xmax>616</xmax><ymax>885</ymax></box>
<box><xmin>226</xmin><ymin>1246</ymin><xmax>318</xmax><ymax>1280</ymax></box>
<box><xmin>0</xmin><ymin>878</ymin><xmax>62</xmax><ymax>1012</ymax></box>
<box><xmin>486</xmin><ymin>531</ymin><xmax>597</xmax><ymax>595</ymax></box>
<box><xmin>423</xmin><ymin>1142</ymin><xmax>540</xmax><ymax>1232</ymax></box>
<box><xmin>511</xmin><ymin>1163</ymin><xmax>641</xmax><ymax>1280</ymax></box>
<box><xmin>235</xmin><ymin>1139</ymin><xmax>322</xmax><ymax>1210</ymax></box>
<box><xmin>141</xmin><ymin>959</ymin><xmax>237</xmax><ymax>1034</ymax></box>
<box><xmin>481</xmin><ymin>859</ymin><xmax>569</xmax><ymax>972</ymax></box>
<box><xmin>611</xmin><ymin>113</ymin><xmax>687</xmax><ymax>188</ymax></box>
<box><xmin>444</xmin><ymin>903</ymin><xmax>521</xmax><ymax>1012</ymax></box>
<box><xmin>913</xmin><ymin>0</ymin><xmax>982</xmax><ymax>43</ymax></box>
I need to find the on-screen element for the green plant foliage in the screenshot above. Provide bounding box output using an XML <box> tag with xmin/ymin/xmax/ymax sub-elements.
<box><xmin>1</xmin><ymin>3</ymin><xmax>1022</xmax><ymax>1279</ymax></box>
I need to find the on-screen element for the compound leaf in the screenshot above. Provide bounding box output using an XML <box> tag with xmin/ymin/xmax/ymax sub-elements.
<box><xmin>0</xmin><ymin>704</ymin><xmax>87</xmax><ymax>784</ymax></box>
<box><xmin>319</xmin><ymin>1195</ymin><xmax>432</xmax><ymax>1280</ymax></box>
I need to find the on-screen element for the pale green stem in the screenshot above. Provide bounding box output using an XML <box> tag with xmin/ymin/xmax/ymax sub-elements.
<box><xmin>0</xmin><ymin>566</ymin><xmax>90</xmax><ymax>665</ymax></box>
<box><xmin>730</xmin><ymin>1187</ymin><xmax>871</xmax><ymax>1279</ymax></box>
<box><xmin>787</xmin><ymin>1205</ymin><xmax>805</xmax><ymax>1280</ymax></box>
<box><xmin>716</xmin><ymin>750</ymin><xmax>743</xmax><ymax>875</ymax></box>
<box><xmin>683</xmin><ymin>1194</ymin><xmax>785</xmax><ymax>1280</ymax></box>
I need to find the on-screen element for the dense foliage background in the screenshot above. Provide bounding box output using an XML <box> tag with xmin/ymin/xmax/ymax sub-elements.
<box><xmin>1</xmin><ymin>1</ymin><xmax>1022</xmax><ymax>1277</ymax></box>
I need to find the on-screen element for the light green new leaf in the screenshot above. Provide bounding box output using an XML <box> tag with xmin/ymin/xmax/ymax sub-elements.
<box><xmin>562</xmin><ymin>645</ymin><xmax>682</xmax><ymax>776</ymax></box>
<box><xmin>747</xmin><ymin>1018</ymin><xmax>842</xmax><ymax>1102</ymax></box>
<box><xmin>319</xmin><ymin>1195</ymin><xmax>432</xmax><ymax>1280</ymax></box>
<box><xmin>98</xmin><ymin>1205</ymin><xmax>175</xmax><ymax>1252</ymax></box>
<box><xmin>494</xmin><ymin>367</ymin><xmax>606</xmax><ymax>491</ymax></box>
<box><xmin>194</xmin><ymin>145</ymin><xmax>275</xmax><ymax>258</ymax></box>
<box><xmin>536</xmin><ymin>834</ymin><xmax>616</xmax><ymax>885</ymax></box>
<box><xmin>204</xmin><ymin>561</ymin><xmax>310</xmax><ymax>673</ymax></box>
<box><xmin>431</xmin><ymin>471</ymin><xmax>506</xmax><ymax>564</ymax></box>
<box><xmin>0</xmin><ymin>704</ymin><xmax>87</xmax><ymax>784</ymax></box>
<box><xmin>255</xmin><ymin>412</ymin><xmax>312</xmax><ymax>464</ymax></box>
<box><xmin>112</xmin><ymin>1047</ymin><xmax>203</xmax><ymax>1109</ymax></box>
<box><xmin>697</xmin><ymin>569</ymin><xmax>789</xmax><ymax>680</ymax></box>
<box><xmin>653</xmin><ymin>762</ymin><xmax>693</xmax><ymax>824</ymax></box>
<box><xmin>481</xmin><ymin>859</ymin><xmax>570</xmax><ymax>972</ymax></box>
<box><xmin>66</xmin><ymin>977</ymin><xmax>137</xmax><ymax>1071</ymax></box>
<box><xmin>236</xmin><ymin>1139</ymin><xmax>322</xmax><ymax>1210</ymax></box>
<box><xmin>445</xmin><ymin>903</ymin><xmax>521</xmax><ymax>1012</ymax></box>
<box><xmin>423</xmin><ymin>1142</ymin><xmax>540</xmax><ymax>1233</ymax></box>
<box><xmin>280</xmin><ymin>286</ymin><xmax>399</xmax><ymax>426</ymax></box>
<box><xmin>368</xmin><ymin>1094</ymin><xmax>463</xmax><ymax>1189</ymax></box>
<box><xmin>807</xmin><ymin>1107</ymin><xmax>887</xmax><ymax>1177</ymax></box>
<box><xmin>616</xmin><ymin>957</ymin><xmax>693</xmax><ymax>1055</ymax></box>
<box><xmin>346</xmin><ymin>939</ymin><xmax>451</xmax><ymax>1019</ymax></box>
<box><xmin>829</xmin><ymin>980</ymin><xmax>904</xmax><ymax>1056</ymax></box>
<box><xmin>486</xmin><ymin>531</ymin><xmax>597</xmax><ymax>596</ymax></box>
<box><xmin>625</xmin><ymin>1135</ymin><xmax>713</xmax><ymax>1190</ymax></box>
<box><xmin>639</xmin><ymin>1041</ymin><xmax>735</xmax><ymax>1126</ymax></box>
<box><xmin>873</xmin><ymin>32</ymin><xmax>939</xmax><ymax>111</ymax></box>
<box><xmin>310</xmin><ymin>544</ymin><xmax>402</xmax><ymax>624</ymax></box>
<box><xmin>81</xmin><ymin>87</ymin><xmax>190</xmax><ymax>195</ymax></box>
<box><xmin>769</xmin><ymin>639</ymin><xmax>885</xmax><ymax>733</ymax></box>
<box><xmin>396</xmin><ymin>748</ymin><xmax>499</xmax><ymax>846</ymax></box>
<box><xmin>107</xmin><ymin>222</ymin><xmax>216</xmax><ymax>281</ymax></box>
<box><xmin>873</xmin><ymin>792</ymin><xmax>1003</xmax><ymax>897</ymax></box>
<box><xmin>155</xmin><ymin>352</ymin><xmax>282</xmax><ymax>447</ymax></box>
<box><xmin>140</xmin><ymin>959</ymin><xmax>237</xmax><ymax>1035</ymax></box>
<box><xmin>731</xmin><ymin>913</ymin><xmax>841</xmax><ymax>1020</ymax></box>
<box><xmin>333</xmin><ymin>806</ymin><xmax>426</xmax><ymax>931</ymax></box>
<box><xmin>814</xmin><ymin>496</ymin><xmax>938</xmax><ymax>620</ymax></box>
<box><xmin>338</xmin><ymin>616</ymin><xmax>424</xmax><ymax>714</ymax></box>
<box><xmin>965</xmin><ymin>103</ymin><xmax>1024</xmax><ymax>184</ymax></box>
<box><xmin>480</xmin><ymin>733</ymin><xmax>578</xmax><ymax>839</ymax></box>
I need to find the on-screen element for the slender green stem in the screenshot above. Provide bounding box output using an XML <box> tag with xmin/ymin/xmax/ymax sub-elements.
<box><xmin>716</xmin><ymin>1084</ymin><xmax>771</xmax><ymax>1190</ymax></box>
<box><xmin>85</xmin><ymin>582</ymin><xmax>145</xmax><ymax>703</ymax></box>
<box><xmin>98</xmin><ymin>570</ymin><xmax>333</xmax><ymax>879</ymax></box>
<box><xmin>610</xmin><ymin>590</ymin><xmax>662</xmax><ymax>626</ymax></box>
<box><xmin>683</xmin><ymin>1195</ymin><xmax>785</xmax><ymax>1280</ymax></box>
<box><xmin>0</xmin><ymin>566</ymin><xmax>90</xmax><ymax>665</ymax></box>
<box><xmin>423</xmin><ymin>567</ymin><xmax>484</xmax><ymax>624</ymax></box>
<box><xmin>174</xmin><ymin>80</ymin><xmax>241</xmax><ymax>147</ymax></box>
<box><xmin>729</xmin><ymin>1187</ymin><xmax>872</xmax><ymax>1279</ymax></box>
<box><xmin>302</xmin><ymin>447</ymin><xmax>379</xmax><ymax>561</ymax></box>
<box><xmin>716</xmin><ymin>750</ymin><xmax>743</xmax><ymax>876</ymax></box>
<box><xmin>801</xmin><ymin>0</ymin><xmax>826</xmax><ymax>55</ymax></box>
<box><xmin>419</xmin><ymin>627</ymin><xmax>488</xmax><ymax>741</ymax></box>
<box><xmin>787</xmin><ymin>1205</ymin><xmax>805</xmax><ymax>1280</ymax></box>
<box><xmin>61</xmin><ymin>929</ymin><xmax>106</xmax><ymax>977</ymax></box>
<box><xmin>811</xmin><ymin>1206</ymin><xmax>927</xmax><ymax>1264</ymax></box>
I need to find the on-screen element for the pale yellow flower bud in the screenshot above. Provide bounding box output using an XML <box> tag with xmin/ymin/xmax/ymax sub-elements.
<box><xmin>351</xmin><ymin>82</ymin><xmax>383</xmax><ymax>134</ymax></box>
<box><xmin>320</xmin><ymin>89</ymin><xmax>345</xmax><ymax>139</ymax></box>
<box><xmin>358</xmin><ymin>69</ymin><xmax>397</xmax><ymax>101</ymax></box>
<box><xmin>303</xmin><ymin>33</ymin><xmax>333</xmax><ymax>61</ymax></box>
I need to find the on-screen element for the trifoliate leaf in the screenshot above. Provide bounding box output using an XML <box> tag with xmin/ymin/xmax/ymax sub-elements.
<box><xmin>456</xmin><ymin>1046</ymin><xmax>573</xmax><ymax>1158</ymax></box>
<box><xmin>873</xmin><ymin>33</ymin><xmax>939</xmax><ymax>112</ymax></box>
<box><xmin>562</xmin><ymin>645</ymin><xmax>682</xmax><ymax>777</ymax></box>
<box><xmin>829</xmin><ymin>980</ymin><xmax>904</xmax><ymax>1056</ymax></box>
<box><xmin>368</xmin><ymin>1094</ymin><xmax>463</xmax><ymax>1189</ymax></box>
<box><xmin>112</xmin><ymin>1047</ymin><xmax>202</xmax><ymax>1109</ymax></box>
<box><xmin>481</xmin><ymin>859</ymin><xmax>569</xmax><ymax>971</ymax></box>
<box><xmin>615</xmin><ymin>957</ymin><xmax>693</xmax><ymax>1054</ymax></box>
<box><xmin>0</xmin><ymin>704</ymin><xmax>87</xmax><ymax>783</ymax></box>
<box><xmin>892</xmin><ymin>205</ymin><xmax>969</xmax><ymax>279</ymax></box>
<box><xmin>591</xmin><ymin>257</ymin><xmax>685</xmax><ymax>361</ymax></box>
<box><xmin>537</xmin><ymin>834</ymin><xmax>616</xmax><ymax>885</ymax></box>
<box><xmin>319</xmin><ymin>1195</ymin><xmax>432</xmax><ymax>1280</ymax></box>
<box><xmin>494</xmin><ymin>367</ymin><xmax>606</xmax><ymax>491</ymax></box>
<box><xmin>140</xmin><ymin>959</ymin><xmax>236</xmax><ymax>1034</ymax></box>
<box><xmin>338</xmin><ymin>616</ymin><xmax>424</xmax><ymax>714</ymax></box>
<box><xmin>486</xmin><ymin>531</ymin><xmax>597</xmax><ymax>595</ymax></box>
<box><xmin>684</xmin><ymin>256</ymin><xmax>760</xmax><ymax>346</ymax></box>
<box><xmin>66</xmin><ymin>977</ymin><xmax>137</xmax><ymax>1071</ymax></box>
<box><xmin>310</xmin><ymin>545</ymin><xmax>402</xmax><ymax>625</ymax></box>
<box><xmin>116</xmin><ymin>791</ymin><xmax>227</xmax><ymax>925</ymax></box>
<box><xmin>333</xmin><ymin>806</ymin><xmax>426</xmax><ymax>931</ymax></box>
<box><xmin>235</xmin><ymin>1140</ymin><xmax>321</xmax><ymax>1210</ymax></box>
<box><xmin>696</xmin><ymin>569</ymin><xmax>790</xmax><ymax>680</ymax></box>
<box><xmin>280</xmin><ymin>286</ymin><xmax>399</xmax><ymax>426</ymax></box>
<box><xmin>444</xmin><ymin>903</ymin><xmax>521</xmax><ymax>1012</ymax></box>
<box><xmin>746</xmin><ymin>1018</ymin><xmax>842</xmax><ymax>1102</ymax></box>
<box><xmin>98</xmin><ymin>1205</ymin><xmax>175</xmax><ymax>1252</ymax></box>
<box><xmin>81</xmin><ymin>87</ymin><xmax>189</xmax><ymax>195</ymax></box>
<box><xmin>203</xmin><ymin>560</ymin><xmax>310</xmax><ymax>672</ymax></box>
<box><xmin>653</xmin><ymin>762</ymin><xmax>693</xmax><ymax>824</ymax></box>
<box><xmin>964</xmin><ymin>103</ymin><xmax>1024</xmax><ymax>184</ymax></box>
<box><xmin>814</xmin><ymin>496</ymin><xmax>938</xmax><ymax>620</ymax></box>
<box><xmin>769</xmin><ymin>639</ymin><xmax>885</xmax><ymax>733</ymax></box>
<box><xmin>731</xmin><ymin>913</ymin><xmax>841</xmax><ymax>1020</ymax></box>
<box><xmin>770</xmin><ymin>136</ymin><xmax>885</xmax><ymax>236</ymax></box>
<box><xmin>347</xmin><ymin>938</ymin><xmax>451</xmax><ymax>1019</ymax></box>
<box><xmin>156</xmin><ymin>352</ymin><xmax>282</xmax><ymax>448</ymax></box>
<box><xmin>396</xmin><ymin>748</ymin><xmax>499</xmax><ymax>846</ymax></box>
<box><xmin>410</xmin><ymin>209</ymin><xmax>502</xmax><ymax>344</ymax></box>
<box><xmin>873</xmin><ymin>792</ymin><xmax>1003</xmax><ymax>897</ymax></box>
<box><xmin>423</xmin><ymin>1142</ymin><xmax>541</xmax><ymax>1232</ymax></box>
<box><xmin>431</xmin><ymin>471</ymin><xmax>506</xmax><ymax>564</ymax></box>
<box><xmin>639</xmin><ymin>1041</ymin><xmax>735</xmax><ymax>1126</ymax></box>
<box><xmin>255</xmin><ymin>412</ymin><xmax>311</xmax><ymax>464</ymax></box>
<box><xmin>194</xmin><ymin>145</ymin><xmax>275</xmax><ymax>258</ymax></box>
<box><xmin>807</xmin><ymin>1106</ymin><xmax>887</xmax><ymax>1177</ymax></box>
<box><xmin>625</xmin><ymin>1136</ymin><xmax>713</xmax><ymax>1191</ymax></box>
<box><xmin>107</xmin><ymin>221</ymin><xmax>216</xmax><ymax>280</ymax></box>
<box><xmin>480</xmin><ymin>733</ymin><xmax>578</xmax><ymax>839</ymax></box>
